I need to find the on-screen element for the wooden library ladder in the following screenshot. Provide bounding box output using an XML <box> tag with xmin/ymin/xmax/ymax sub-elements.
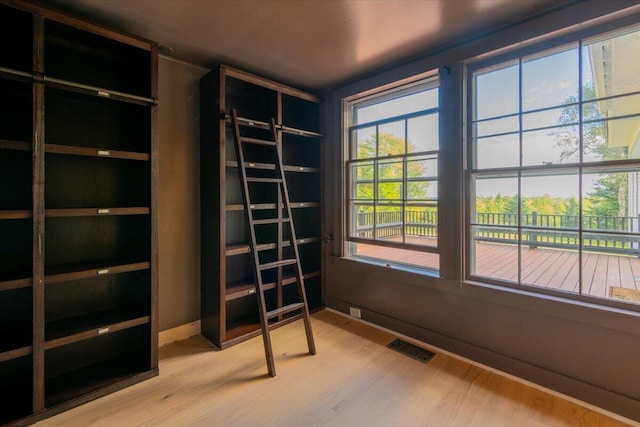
<box><xmin>230</xmin><ymin>108</ymin><xmax>316</xmax><ymax>376</ymax></box>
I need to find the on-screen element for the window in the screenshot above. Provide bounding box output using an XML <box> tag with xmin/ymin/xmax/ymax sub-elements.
<box><xmin>345</xmin><ymin>76</ymin><xmax>440</xmax><ymax>271</ymax></box>
<box><xmin>467</xmin><ymin>25</ymin><xmax>640</xmax><ymax>306</ymax></box>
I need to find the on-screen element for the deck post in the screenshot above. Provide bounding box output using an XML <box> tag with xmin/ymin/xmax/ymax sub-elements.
<box><xmin>528</xmin><ymin>211</ymin><xmax>538</xmax><ymax>250</ymax></box>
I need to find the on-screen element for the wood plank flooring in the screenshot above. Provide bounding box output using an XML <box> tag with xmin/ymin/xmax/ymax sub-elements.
<box><xmin>36</xmin><ymin>310</ymin><xmax>633</xmax><ymax>427</ymax></box>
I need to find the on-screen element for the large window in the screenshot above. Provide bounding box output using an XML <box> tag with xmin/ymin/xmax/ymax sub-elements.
<box><xmin>467</xmin><ymin>25</ymin><xmax>640</xmax><ymax>306</ymax></box>
<box><xmin>345</xmin><ymin>76</ymin><xmax>440</xmax><ymax>271</ymax></box>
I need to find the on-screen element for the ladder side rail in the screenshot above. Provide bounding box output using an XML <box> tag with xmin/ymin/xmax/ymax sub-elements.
<box><xmin>271</xmin><ymin>118</ymin><xmax>317</xmax><ymax>355</ymax></box>
<box><xmin>231</xmin><ymin>109</ymin><xmax>276</xmax><ymax>376</ymax></box>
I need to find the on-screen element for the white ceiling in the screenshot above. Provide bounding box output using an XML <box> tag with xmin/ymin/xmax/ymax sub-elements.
<box><xmin>46</xmin><ymin>0</ymin><xmax>572</xmax><ymax>89</ymax></box>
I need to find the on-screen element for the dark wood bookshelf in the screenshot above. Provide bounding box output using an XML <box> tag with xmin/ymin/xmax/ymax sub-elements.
<box><xmin>201</xmin><ymin>65</ymin><xmax>323</xmax><ymax>349</ymax></box>
<box><xmin>0</xmin><ymin>0</ymin><xmax>158</xmax><ymax>424</ymax></box>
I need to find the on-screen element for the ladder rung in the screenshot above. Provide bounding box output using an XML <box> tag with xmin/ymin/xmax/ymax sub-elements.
<box><xmin>247</xmin><ymin>177</ymin><xmax>283</xmax><ymax>183</ymax></box>
<box><xmin>253</xmin><ymin>218</ymin><xmax>290</xmax><ymax>225</ymax></box>
<box><xmin>267</xmin><ymin>313</ymin><xmax>303</xmax><ymax>329</ymax></box>
<box><xmin>259</xmin><ymin>259</ymin><xmax>297</xmax><ymax>270</ymax></box>
<box><xmin>241</xmin><ymin>137</ymin><xmax>276</xmax><ymax>146</ymax></box>
<box><xmin>266</xmin><ymin>302</ymin><xmax>305</xmax><ymax>319</ymax></box>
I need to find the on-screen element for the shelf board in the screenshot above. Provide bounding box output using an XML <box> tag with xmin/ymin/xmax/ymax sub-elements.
<box><xmin>45</xmin><ymin>355</ymin><xmax>151</xmax><ymax>408</ymax></box>
<box><xmin>0</xmin><ymin>322</ymin><xmax>32</xmax><ymax>361</ymax></box>
<box><xmin>0</xmin><ymin>345</ymin><xmax>32</xmax><ymax>363</ymax></box>
<box><xmin>0</xmin><ymin>210</ymin><xmax>32</xmax><ymax>219</ymax></box>
<box><xmin>224</xmin><ymin>319</ymin><xmax>261</xmax><ymax>346</ymax></box>
<box><xmin>0</xmin><ymin>277</ymin><xmax>31</xmax><ymax>291</ymax></box>
<box><xmin>281</xmin><ymin>126</ymin><xmax>323</xmax><ymax>138</ymax></box>
<box><xmin>225</xmin><ymin>202</ymin><xmax>319</xmax><ymax>211</ymax></box>
<box><xmin>283</xmin><ymin>165</ymin><xmax>320</xmax><ymax>173</ymax></box>
<box><xmin>45</xmin><ymin>260</ymin><xmax>150</xmax><ymax>285</ymax></box>
<box><xmin>45</xmin><ymin>308</ymin><xmax>149</xmax><ymax>350</ymax></box>
<box><xmin>0</xmin><ymin>66</ymin><xmax>33</xmax><ymax>82</ymax></box>
<box><xmin>290</xmin><ymin>202</ymin><xmax>320</xmax><ymax>208</ymax></box>
<box><xmin>226</xmin><ymin>237</ymin><xmax>320</xmax><ymax>257</ymax></box>
<box><xmin>43</xmin><ymin>77</ymin><xmax>156</xmax><ymax>107</ymax></box>
<box><xmin>46</xmin><ymin>207</ymin><xmax>149</xmax><ymax>218</ymax></box>
<box><xmin>225</xmin><ymin>160</ymin><xmax>273</xmax><ymax>170</ymax></box>
<box><xmin>226</xmin><ymin>160</ymin><xmax>319</xmax><ymax>173</ymax></box>
<box><xmin>0</xmin><ymin>139</ymin><xmax>31</xmax><ymax>151</ymax></box>
<box><xmin>225</xmin><ymin>270</ymin><xmax>321</xmax><ymax>301</ymax></box>
<box><xmin>222</xmin><ymin>311</ymin><xmax>306</xmax><ymax>349</ymax></box>
<box><xmin>45</xmin><ymin>144</ymin><xmax>150</xmax><ymax>161</ymax></box>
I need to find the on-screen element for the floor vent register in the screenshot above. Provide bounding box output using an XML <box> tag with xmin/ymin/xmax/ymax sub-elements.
<box><xmin>387</xmin><ymin>339</ymin><xmax>435</xmax><ymax>364</ymax></box>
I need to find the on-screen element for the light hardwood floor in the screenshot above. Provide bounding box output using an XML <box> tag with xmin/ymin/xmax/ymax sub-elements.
<box><xmin>37</xmin><ymin>310</ymin><xmax>634</xmax><ymax>426</ymax></box>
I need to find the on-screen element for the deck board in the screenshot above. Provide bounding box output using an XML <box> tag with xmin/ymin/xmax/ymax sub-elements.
<box><xmin>357</xmin><ymin>238</ymin><xmax>640</xmax><ymax>304</ymax></box>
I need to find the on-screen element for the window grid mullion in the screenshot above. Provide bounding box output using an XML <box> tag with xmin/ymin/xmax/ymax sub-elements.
<box><xmin>373</xmin><ymin>156</ymin><xmax>378</xmax><ymax>240</ymax></box>
<box><xmin>403</xmin><ymin>119</ymin><xmax>408</xmax><ymax>244</ymax></box>
<box><xmin>578</xmin><ymin>39</ymin><xmax>584</xmax><ymax>297</ymax></box>
<box><xmin>517</xmin><ymin>57</ymin><xmax>523</xmax><ymax>286</ymax></box>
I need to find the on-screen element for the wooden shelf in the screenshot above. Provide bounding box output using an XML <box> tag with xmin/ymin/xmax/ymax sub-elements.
<box><xmin>0</xmin><ymin>345</ymin><xmax>32</xmax><ymax>364</ymax></box>
<box><xmin>46</xmin><ymin>207</ymin><xmax>149</xmax><ymax>218</ymax></box>
<box><xmin>226</xmin><ymin>160</ymin><xmax>320</xmax><ymax>173</ymax></box>
<box><xmin>46</xmin><ymin>144</ymin><xmax>150</xmax><ymax>161</ymax></box>
<box><xmin>283</xmin><ymin>164</ymin><xmax>320</xmax><ymax>173</ymax></box>
<box><xmin>226</xmin><ymin>270</ymin><xmax>321</xmax><ymax>301</ymax></box>
<box><xmin>0</xmin><ymin>277</ymin><xmax>31</xmax><ymax>291</ymax></box>
<box><xmin>224</xmin><ymin>318</ymin><xmax>261</xmax><ymax>346</ymax></box>
<box><xmin>222</xmin><ymin>312</ymin><xmax>307</xmax><ymax>349</ymax></box>
<box><xmin>226</xmin><ymin>237</ymin><xmax>320</xmax><ymax>257</ymax></box>
<box><xmin>0</xmin><ymin>139</ymin><xmax>31</xmax><ymax>151</ymax></box>
<box><xmin>45</xmin><ymin>260</ymin><xmax>150</xmax><ymax>285</ymax></box>
<box><xmin>225</xmin><ymin>202</ymin><xmax>319</xmax><ymax>211</ymax></box>
<box><xmin>45</xmin><ymin>308</ymin><xmax>149</xmax><ymax>350</ymax></box>
<box><xmin>0</xmin><ymin>210</ymin><xmax>32</xmax><ymax>219</ymax></box>
<box><xmin>45</xmin><ymin>355</ymin><xmax>150</xmax><ymax>408</ymax></box>
<box><xmin>281</xmin><ymin>126</ymin><xmax>322</xmax><ymax>138</ymax></box>
<box><xmin>44</xmin><ymin>19</ymin><xmax>152</xmax><ymax>99</ymax></box>
<box><xmin>43</xmin><ymin>77</ymin><xmax>155</xmax><ymax>107</ymax></box>
<box><xmin>0</xmin><ymin>322</ymin><xmax>32</xmax><ymax>360</ymax></box>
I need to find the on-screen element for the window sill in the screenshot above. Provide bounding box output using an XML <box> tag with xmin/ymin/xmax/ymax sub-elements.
<box><xmin>348</xmin><ymin>255</ymin><xmax>440</xmax><ymax>279</ymax></box>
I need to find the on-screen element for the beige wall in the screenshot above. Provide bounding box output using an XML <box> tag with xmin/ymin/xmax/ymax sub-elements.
<box><xmin>158</xmin><ymin>57</ymin><xmax>208</xmax><ymax>330</ymax></box>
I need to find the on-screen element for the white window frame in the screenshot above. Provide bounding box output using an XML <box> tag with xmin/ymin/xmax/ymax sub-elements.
<box><xmin>465</xmin><ymin>22</ymin><xmax>640</xmax><ymax>309</ymax></box>
<box><xmin>343</xmin><ymin>74</ymin><xmax>441</xmax><ymax>272</ymax></box>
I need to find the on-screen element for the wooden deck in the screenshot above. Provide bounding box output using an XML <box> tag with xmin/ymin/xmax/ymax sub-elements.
<box><xmin>355</xmin><ymin>237</ymin><xmax>640</xmax><ymax>303</ymax></box>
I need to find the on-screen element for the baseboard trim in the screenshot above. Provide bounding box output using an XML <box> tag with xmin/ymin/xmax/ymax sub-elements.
<box><xmin>325</xmin><ymin>307</ymin><xmax>640</xmax><ymax>426</ymax></box>
<box><xmin>159</xmin><ymin>320</ymin><xmax>201</xmax><ymax>347</ymax></box>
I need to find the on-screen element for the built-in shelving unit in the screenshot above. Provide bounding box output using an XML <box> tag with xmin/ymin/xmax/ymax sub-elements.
<box><xmin>0</xmin><ymin>1</ymin><xmax>158</xmax><ymax>425</ymax></box>
<box><xmin>201</xmin><ymin>65</ymin><xmax>323</xmax><ymax>349</ymax></box>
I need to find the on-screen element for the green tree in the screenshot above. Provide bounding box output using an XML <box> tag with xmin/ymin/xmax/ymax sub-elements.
<box><xmin>355</xmin><ymin>133</ymin><xmax>430</xmax><ymax>204</ymax></box>
<box><xmin>553</xmin><ymin>83</ymin><xmax>627</xmax><ymax>218</ymax></box>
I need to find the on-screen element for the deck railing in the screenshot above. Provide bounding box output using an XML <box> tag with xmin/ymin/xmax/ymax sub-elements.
<box><xmin>355</xmin><ymin>210</ymin><xmax>640</xmax><ymax>255</ymax></box>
